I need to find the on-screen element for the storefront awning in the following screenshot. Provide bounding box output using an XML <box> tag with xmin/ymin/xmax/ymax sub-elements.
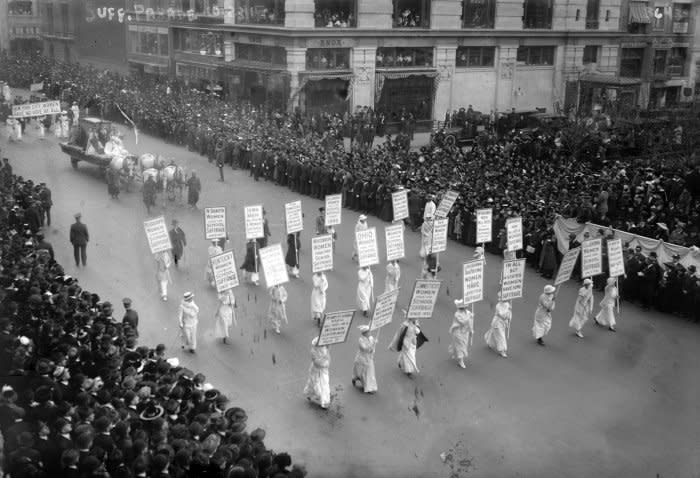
<box><xmin>299</xmin><ymin>71</ymin><xmax>354</xmax><ymax>82</ymax></box>
<box><xmin>579</xmin><ymin>73</ymin><xmax>641</xmax><ymax>86</ymax></box>
<box><xmin>629</xmin><ymin>1</ymin><xmax>651</xmax><ymax>24</ymax></box>
<box><xmin>375</xmin><ymin>69</ymin><xmax>439</xmax><ymax>100</ymax></box>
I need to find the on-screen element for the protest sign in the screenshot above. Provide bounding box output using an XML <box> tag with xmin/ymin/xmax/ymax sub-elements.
<box><xmin>204</xmin><ymin>207</ymin><xmax>227</xmax><ymax>240</ymax></box>
<box><xmin>476</xmin><ymin>208</ymin><xmax>493</xmax><ymax>244</ymax></box>
<box><xmin>210</xmin><ymin>250</ymin><xmax>239</xmax><ymax>293</ymax></box>
<box><xmin>357</xmin><ymin>228</ymin><xmax>379</xmax><ymax>267</ymax></box>
<box><xmin>392</xmin><ymin>189</ymin><xmax>409</xmax><ymax>222</ymax></box>
<box><xmin>506</xmin><ymin>217</ymin><xmax>523</xmax><ymax>252</ymax></box>
<box><xmin>244</xmin><ymin>205</ymin><xmax>264</xmax><ymax>240</ymax></box>
<box><xmin>317</xmin><ymin>310</ymin><xmax>356</xmax><ymax>346</ymax></box>
<box><xmin>501</xmin><ymin>259</ymin><xmax>526</xmax><ymax>300</ymax></box>
<box><xmin>285</xmin><ymin>200</ymin><xmax>303</xmax><ymax>234</ymax></box>
<box><xmin>311</xmin><ymin>234</ymin><xmax>334</xmax><ymax>273</ymax></box>
<box><xmin>12</xmin><ymin>100</ymin><xmax>60</xmax><ymax>118</ymax></box>
<box><xmin>385</xmin><ymin>224</ymin><xmax>405</xmax><ymax>261</ymax></box>
<box><xmin>607</xmin><ymin>238</ymin><xmax>625</xmax><ymax>278</ymax></box>
<box><xmin>325</xmin><ymin>194</ymin><xmax>342</xmax><ymax>226</ymax></box>
<box><xmin>370</xmin><ymin>289</ymin><xmax>400</xmax><ymax>331</ymax></box>
<box><xmin>144</xmin><ymin>216</ymin><xmax>171</xmax><ymax>254</ymax></box>
<box><xmin>430</xmin><ymin>218</ymin><xmax>448</xmax><ymax>253</ymax></box>
<box><xmin>462</xmin><ymin>260</ymin><xmax>484</xmax><ymax>305</ymax></box>
<box><xmin>29</xmin><ymin>82</ymin><xmax>44</xmax><ymax>92</ymax></box>
<box><xmin>258</xmin><ymin>244</ymin><xmax>289</xmax><ymax>288</ymax></box>
<box><xmin>435</xmin><ymin>190</ymin><xmax>459</xmax><ymax>218</ymax></box>
<box><xmin>554</xmin><ymin>247</ymin><xmax>581</xmax><ymax>286</ymax></box>
<box><xmin>581</xmin><ymin>239</ymin><xmax>603</xmax><ymax>278</ymax></box>
<box><xmin>406</xmin><ymin>280</ymin><xmax>442</xmax><ymax>319</ymax></box>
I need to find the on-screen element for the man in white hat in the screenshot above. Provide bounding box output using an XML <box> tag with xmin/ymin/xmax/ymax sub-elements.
<box><xmin>449</xmin><ymin>299</ymin><xmax>474</xmax><ymax>368</ymax></box>
<box><xmin>352</xmin><ymin>325</ymin><xmax>377</xmax><ymax>393</ymax></box>
<box><xmin>353</xmin><ymin>215</ymin><xmax>368</xmax><ymax>262</ymax></box>
<box><xmin>303</xmin><ymin>336</ymin><xmax>331</xmax><ymax>409</ymax></box>
<box><xmin>178</xmin><ymin>292</ymin><xmax>199</xmax><ymax>353</ymax></box>
<box><xmin>569</xmin><ymin>278</ymin><xmax>593</xmax><ymax>338</ymax></box>
<box><xmin>533</xmin><ymin>285</ymin><xmax>556</xmax><ymax>346</ymax></box>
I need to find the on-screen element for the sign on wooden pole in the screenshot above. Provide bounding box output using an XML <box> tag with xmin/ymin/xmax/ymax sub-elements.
<box><xmin>317</xmin><ymin>310</ymin><xmax>356</xmax><ymax>346</ymax></box>
<box><xmin>204</xmin><ymin>206</ymin><xmax>227</xmax><ymax>240</ymax></box>
<box><xmin>462</xmin><ymin>260</ymin><xmax>484</xmax><ymax>305</ymax></box>
<box><xmin>144</xmin><ymin>216</ymin><xmax>172</xmax><ymax>254</ymax></box>
<box><xmin>258</xmin><ymin>244</ymin><xmax>289</xmax><ymax>288</ymax></box>
<box><xmin>406</xmin><ymin>279</ymin><xmax>442</xmax><ymax>319</ymax></box>
<box><xmin>324</xmin><ymin>194</ymin><xmax>342</xmax><ymax>226</ymax></box>
<box><xmin>356</xmin><ymin>227</ymin><xmax>379</xmax><ymax>267</ymax></box>
<box><xmin>435</xmin><ymin>190</ymin><xmax>459</xmax><ymax>218</ymax></box>
<box><xmin>311</xmin><ymin>234</ymin><xmax>334</xmax><ymax>273</ymax></box>
<box><xmin>244</xmin><ymin>205</ymin><xmax>264</xmax><ymax>240</ymax></box>
<box><xmin>370</xmin><ymin>289</ymin><xmax>400</xmax><ymax>331</ymax></box>
<box><xmin>581</xmin><ymin>238</ymin><xmax>603</xmax><ymax>278</ymax></box>
<box><xmin>476</xmin><ymin>208</ymin><xmax>492</xmax><ymax>244</ymax></box>
<box><xmin>554</xmin><ymin>247</ymin><xmax>581</xmax><ymax>286</ymax></box>
<box><xmin>284</xmin><ymin>200</ymin><xmax>303</xmax><ymax>234</ymax></box>
<box><xmin>385</xmin><ymin>224</ymin><xmax>405</xmax><ymax>261</ymax></box>
<box><xmin>391</xmin><ymin>189</ymin><xmax>409</xmax><ymax>222</ymax></box>
<box><xmin>501</xmin><ymin>259</ymin><xmax>526</xmax><ymax>300</ymax></box>
<box><xmin>210</xmin><ymin>250</ymin><xmax>239</xmax><ymax>293</ymax></box>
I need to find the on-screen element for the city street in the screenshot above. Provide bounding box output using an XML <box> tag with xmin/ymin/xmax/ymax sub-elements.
<box><xmin>3</xmin><ymin>125</ymin><xmax>699</xmax><ymax>478</ymax></box>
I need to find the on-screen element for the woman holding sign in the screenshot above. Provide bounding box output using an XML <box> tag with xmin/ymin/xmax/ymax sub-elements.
<box><xmin>206</xmin><ymin>240</ymin><xmax>223</xmax><ymax>288</ymax></box>
<box><xmin>311</xmin><ymin>272</ymin><xmax>328</xmax><ymax>326</ymax></box>
<box><xmin>155</xmin><ymin>251</ymin><xmax>172</xmax><ymax>301</ymax></box>
<box><xmin>304</xmin><ymin>337</ymin><xmax>331</xmax><ymax>409</ymax></box>
<box><xmin>533</xmin><ymin>285</ymin><xmax>556</xmax><ymax>346</ymax></box>
<box><xmin>353</xmin><ymin>215</ymin><xmax>368</xmax><ymax>262</ymax></box>
<box><xmin>449</xmin><ymin>300</ymin><xmax>474</xmax><ymax>368</ymax></box>
<box><xmin>384</xmin><ymin>260</ymin><xmax>401</xmax><ymax>293</ymax></box>
<box><xmin>569</xmin><ymin>278</ymin><xmax>594</xmax><ymax>338</ymax></box>
<box><xmin>595</xmin><ymin>277</ymin><xmax>618</xmax><ymax>332</ymax></box>
<box><xmin>485</xmin><ymin>292</ymin><xmax>511</xmax><ymax>358</ymax></box>
<box><xmin>285</xmin><ymin>232</ymin><xmax>301</xmax><ymax>278</ymax></box>
<box><xmin>240</xmin><ymin>239</ymin><xmax>259</xmax><ymax>286</ymax></box>
<box><xmin>389</xmin><ymin>313</ymin><xmax>423</xmax><ymax>377</ymax></box>
<box><xmin>215</xmin><ymin>288</ymin><xmax>236</xmax><ymax>344</ymax></box>
<box><xmin>420</xmin><ymin>216</ymin><xmax>433</xmax><ymax>258</ymax></box>
<box><xmin>268</xmin><ymin>284</ymin><xmax>288</xmax><ymax>334</ymax></box>
<box><xmin>356</xmin><ymin>266</ymin><xmax>374</xmax><ymax>317</ymax></box>
<box><xmin>352</xmin><ymin>325</ymin><xmax>377</xmax><ymax>393</ymax></box>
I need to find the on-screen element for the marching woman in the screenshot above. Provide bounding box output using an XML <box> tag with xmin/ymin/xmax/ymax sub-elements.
<box><xmin>304</xmin><ymin>337</ymin><xmax>331</xmax><ymax>409</ymax></box>
<box><xmin>268</xmin><ymin>284</ymin><xmax>288</xmax><ymax>334</ymax></box>
<box><xmin>353</xmin><ymin>215</ymin><xmax>368</xmax><ymax>262</ymax></box>
<box><xmin>240</xmin><ymin>239</ymin><xmax>259</xmax><ymax>286</ymax></box>
<box><xmin>285</xmin><ymin>232</ymin><xmax>300</xmax><ymax>278</ymax></box>
<box><xmin>206</xmin><ymin>239</ymin><xmax>223</xmax><ymax>288</ymax></box>
<box><xmin>214</xmin><ymin>288</ymin><xmax>236</xmax><ymax>344</ymax></box>
<box><xmin>448</xmin><ymin>299</ymin><xmax>474</xmax><ymax>368</ymax></box>
<box><xmin>484</xmin><ymin>292</ymin><xmax>512</xmax><ymax>357</ymax></box>
<box><xmin>533</xmin><ymin>285</ymin><xmax>557</xmax><ymax>346</ymax></box>
<box><xmin>311</xmin><ymin>271</ymin><xmax>328</xmax><ymax>326</ymax></box>
<box><xmin>155</xmin><ymin>250</ymin><xmax>172</xmax><ymax>301</ymax></box>
<box><xmin>352</xmin><ymin>325</ymin><xmax>377</xmax><ymax>393</ymax></box>
<box><xmin>356</xmin><ymin>266</ymin><xmax>374</xmax><ymax>317</ymax></box>
<box><xmin>569</xmin><ymin>278</ymin><xmax>594</xmax><ymax>338</ymax></box>
<box><xmin>389</xmin><ymin>313</ymin><xmax>425</xmax><ymax>377</ymax></box>
<box><xmin>421</xmin><ymin>253</ymin><xmax>439</xmax><ymax>279</ymax></box>
<box><xmin>595</xmin><ymin>277</ymin><xmax>618</xmax><ymax>332</ymax></box>
<box><xmin>384</xmin><ymin>259</ymin><xmax>400</xmax><ymax>293</ymax></box>
<box><xmin>420</xmin><ymin>216</ymin><xmax>433</xmax><ymax>258</ymax></box>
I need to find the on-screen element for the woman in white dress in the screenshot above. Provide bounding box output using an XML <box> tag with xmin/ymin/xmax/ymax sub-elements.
<box><xmin>155</xmin><ymin>251</ymin><xmax>172</xmax><ymax>301</ymax></box>
<box><xmin>384</xmin><ymin>260</ymin><xmax>400</xmax><ymax>293</ymax></box>
<box><xmin>390</xmin><ymin>315</ymin><xmax>421</xmax><ymax>376</ymax></box>
<box><xmin>353</xmin><ymin>215</ymin><xmax>368</xmax><ymax>262</ymax></box>
<box><xmin>268</xmin><ymin>284</ymin><xmax>288</xmax><ymax>334</ymax></box>
<box><xmin>53</xmin><ymin>114</ymin><xmax>62</xmax><ymax>137</ymax></box>
<box><xmin>420</xmin><ymin>216</ymin><xmax>433</xmax><ymax>258</ymax></box>
<box><xmin>304</xmin><ymin>337</ymin><xmax>331</xmax><ymax>409</ymax></box>
<box><xmin>206</xmin><ymin>240</ymin><xmax>223</xmax><ymax>288</ymax></box>
<box><xmin>485</xmin><ymin>293</ymin><xmax>511</xmax><ymax>357</ymax></box>
<box><xmin>311</xmin><ymin>272</ymin><xmax>328</xmax><ymax>326</ymax></box>
<box><xmin>533</xmin><ymin>284</ymin><xmax>556</xmax><ymax>346</ymax></box>
<box><xmin>595</xmin><ymin>277</ymin><xmax>618</xmax><ymax>332</ymax></box>
<box><xmin>356</xmin><ymin>266</ymin><xmax>374</xmax><ymax>317</ymax></box>
<box><xmin>214</xmin><ymin>288</ymin><xmax>236</xmax><ymax>344</ymax></box>
<box><xmin>37</xmin><ymin>116</ymin><xmax>46</xmax><ymax>139</ymax></box>
<box><xmin>352</xmin><ymin>325</ymin><xmax>377</xmax><ymax>393</ymax></box>
<box><xmin>448</xmin><ymin>299</ymin><xmax>474</xmax><ymax>368</ymax></box>
<box><xmin>59</xmin><ymin>112</ymin><xmax>70</xmax><ymax>139</ymax></box>
<box><xmin>569</xmin><ymin>278</ymin><xmax>593</xmax><ymax>338</ymax></box>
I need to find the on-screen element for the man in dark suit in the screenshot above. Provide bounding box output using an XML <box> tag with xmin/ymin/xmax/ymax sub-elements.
<box><xmin>122</xmin><ymin>298</ymin><xmax>139</xmax><ymax>336</ymax></box>
<box><xmin>69</xmin><ymin>212</ymin><xmax>89</xmax><ymax>267</ymax></box>
<box><xmin>169</xmin><ymin>219</ymin><xmax>187</xmax><ymax>267</ymax></box>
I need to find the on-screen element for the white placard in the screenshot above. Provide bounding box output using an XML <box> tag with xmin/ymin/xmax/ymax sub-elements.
<box><xmin>144</xmin><ymin>216</ymin><xmax>172</xmax><ymax>254</ymax></box>
<box><xmin>317</xmin><ymin>309</ymin><xmax>355</xmax><ymax>346</ymax></box>
<box><xmin>210</xmin><ymin>250</ymin><xmax>239</xmax><ymax>292</ymax></box>
<box><xmin>258</xmin><ymin>243</ymin><xmax>289</xmax><ymax>288</ymax></box>
<box><xmin>370</xmin><ymin>289</ymin><xmax>400</xmax><ymax>331</ymax></box>
<box><xmin>356</xmin><ymin>227</ymin><xmax>379</xmax><ymax>268</ymax></box>
<box><xmin>435</xmin><ymin>190</ymin><xmax>459</xmax><ymax>218</ymax></box>
<box><xmin>476</xmin><ymin>208</ymin><xmax>493</xmax><ymax>244</ymax></box>
<box><xmin>506</xmin><ymin>217</ymin><xmax>523</xmax><ymax>252</ymax></box>
<box><xmin>385</xmin><ymin>224</ymin><xmax>405</xmax><ymax>261</ymax></box>
<box><xmin>311</xmin><ymin>234</ymin><xmax>334</xmax><ymax>273</ymax></box>
<box><xmin>204</xmin><ymin>206</ymin><xmax>227</xmax><ymax>240</ymax></box>
<box><xmin>12</xmin><ymin>100</ymin><xmax>60</xmax><ymax>118</ymax></box>
<box><xmin>607</xmin><ymin>238</ymin><xmax>625</xmax><ymax>278</ymax></box>
<box><xmin>406</xmin><ymin>279</ymin><xmax>442</xmax><ymax>319</ymax></box>
<box><xmin>501</xmin><ymin>259</ymin><xmax>526</xmax><ymax>301</ymax></box>
<box><xmin>554</xmin><ymin>247</ymin><xmax>581</xmax><ymax>286</ymax></box>
<box><xmin>430</xmin><ymin>218</ymin><xmax>448</xmax><ymax>253</ymax></box>
<box><xmin>285</xmin><ymin>200</ymin><xmax>303</xmax><ymax>234</ymax></box>
<box><xmin>581</xmin><ymin>239</ymin><xmax>603</xmax><ymax>278</ymax></box>
<box><xmin>325</xmin><ymin>194</ymin><xmax>342</xmax><ymax>226</ymax></box>
<box><xmin>245</xmin><ymin>205</ymin><xmax>264</xmax><ymax>240</ymax></box>
<box><xmin>462</xmin><ymin>260</ymin><xmax>484</xmax><ymax>305</ymax></box>
<box><xmin>391</xmin><ymin>190</ymin><xmax>409</xmax><ymax>222</ymax></box>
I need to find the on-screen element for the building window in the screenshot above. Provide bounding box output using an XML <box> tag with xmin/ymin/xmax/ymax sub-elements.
<box><xmin>235</xmin><ymin>0</ymin><xmax>285</xmax><ymax>25</ymax></box>
<box><xmin>45</xmin><ymin>4</ymin><xmax>54</xmax><ymax>35</ymax></box>
<box><xmin>306</xmin><ymin>48</ymin><xmax>350</xmax><ymax>70</ymax></box>
<box><xmin>235</xmin><ymin>43</ymin><xmax>287</xmax><ymax>66</ymax></box>
<box><xmin>653</xmin><ymin>49</ymin><xmax>667</xmax><ymax>75</ymax></box>
<box><xmin>620</xmin><ymin>48</ymin><xmax>644</xmax><ymax>77</ymax></box>
<box><xmin>393</xmin><ymin>0</ymin><xmax>430</xmax><ymax>28</ymax></box>
<box><xmin>672</xmin><ymin>3</ymin><xmax>691</xmax><ymax>33</ymax></box>
<box><xmin>628</xmin><ymin>1</ymin><xmax>650</xmax><ymax>33</ymax></box>
<box><xmin>314</xmin><ymin>0</ymin><xmax>356</xmax><ymax>27</ymax></box>
<box><xmin>174</xmin><ymin>30</ymin><xmax>223</xmax><ymax>56</ymax></box>
<box><xmin>585</xmin><ymin>0</ymin><xmax>599</xmax><ymax>29</ymax></box>
<box><xmin>462</xmin><ymin>0</ymin><xmax>495</xmax><ymax>28</ymax></box>
<box><xmin>456</xmin><ymin>46</ymin><xmax>495</xmax><ymax>67</ymax></box>
<box><xmin>129</xmin><ymin>26</ymin><xmax>169</xmax><ymax>56</ymax></box>
<box><xmin>8</xmin><ymin>1</ymin><xmax>33</xmax><ymax>15</ymax></box>
<box><xmin>60</xmin><ymin>3</ymin><xmax>70</xmax><ymax>34</ymax></box>
<box><xmin>583</xmin><ymin>45</ymin><xmax>598</xmax><ymax>64</ymax></box>
<box><xmin>523</xmin><ymin>0</ymin><xmax>552</xmax><ymax>29</ymax></box>
<box><xmin>376</xmin><ymin>47</ymin><xmax>434</xmax><ymax>68</ymax></box>
<box><xmin>668</xmin><ymin>47</ymin><xmax>686</xmax><ymax>76</ymax></box>
<box><xmin>652</xmin><ymin>6</ymin><xmax>665</xmax><ymax>30</ymax></box>
<box><xmin>516</xmin><ymin>46</ymin><xmax>555</xmax><ymax>65</ymax></box>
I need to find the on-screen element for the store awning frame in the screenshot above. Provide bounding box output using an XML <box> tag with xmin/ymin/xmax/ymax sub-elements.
<box><xmin>225</xmin><ymin>58</ymin><xmax>288</xmax><ymax>73</ymax></box>
<box><xmin>375</xmin><ymin>69</ymin><xmax>439</xmax><ymax>100</ymax></box>
<box><xmin>579</xmin><ymin>73</ymin><xmax>642</xmax><ymax>86</ymax></box>
<box><xmin>629</xmin><ymin>1</ymin><xmax>651</xmax><ymax>24</ymax></box>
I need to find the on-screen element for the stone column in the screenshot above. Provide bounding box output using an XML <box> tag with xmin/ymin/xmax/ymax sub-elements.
<box><xmin>286</xmin><ymin>47</ymin><xmax>307</xmax><ymax>111</ymax></box>
<box><xmin>351</xmin><ymin>47</ymin><xmax>376</xmax><ymax>109</ymax></box>
<box><xmin>495</xmin><ymin>43</ymin><xmax>518</xmax><ymax>111</ymax></box>
<box><xmin>434</xmin><ymin>45</ymin><xmax>457</xmax><ymax>121</ymax></box>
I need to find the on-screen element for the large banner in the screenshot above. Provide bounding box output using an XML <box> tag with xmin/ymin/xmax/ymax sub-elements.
<box><xmin>144</xmin><ymin>216</ymin><xmax>171</xmax><ymax>254</ymax></box>
<box><xmin>462</xmin><ymin>260</ymin><xmax>484</xmax><ymax>305</ymax></box>
<box><xmin>76</xmin><ymin>0</ymin><xmax>127</xmax><ymax>63</ymax></box>
<box><xmin>245</xmin><ymin>205</ymin><xmax>264</xmax><ymax>240</ymax></box>
<box><xmin>325</xmin><ymin>194</ymin><xmax>342</xmax><ymax>226</ymax></box>
<box><xmin>506</xmin><ymin>217</ymin><xmax>523</xmax><ymax>252</ymax></box>
<box><xmin>435</xmin><ymin>190</ymin><xmax>459</xmax><ymax>218</ymax></box>
<box><xmin>210</xmin><ymin>250</ymin><xmax>239</xmax><ymax>293</ymax></box>
<box><xmin>385</xmin><ymin>224</ymin><xmax>405</xmax><ymax>261</ymax></box>
<box><xmin>12</xmin><ymin>101</ymin><xmax>61</xmax><ymax>119</ymax></box>
<box><xmin>317</xmin><ymin>310</ymin><xmax>355</xmax><ymax>346</ymax></box>
<box><xmin>311</xmin><ymin>234</ymin><xmax>334</xmax><ymax>273</ymax></box>
<box><xmin>391</xmin><ymin>190</ymin><xmax>409</xmax><ymax>222</ymax></box>
<box><xmin>476</xmin><ymin>208</ymin><xmax>493</xmax><ymax>244</ymax></box>
<box><xmin>581</xmin><ymin>239</ymin><xmax>603</xmax><ymax>278</ymax></box>
<box><xmin>501</xmin><ymin>259</ymin><xmax>526</xmax><ymax>300</ymax></box>
<box><xmin>554</xmin><ymin>247</ymin><xmax>581</xmax><ymax>286</ymax></box>
<box><xmin>370</xmin><ymin>289</ymin><xmax>400</xmax><ymax>331</ymax></box>
<box><xmin>430</xmin><ymin>218</ymin><xmax>448</xmax><ymax>253</ymax></box>
<box><xmin>285</xmin><ymin>200</ymin><xmax>303</xmax><ymax>234</ymax></box>
<box><xmin>607</xmin><ymin>238</ymin><xmax>626</xmax><ymax>278</ymax></box>
<box><xmin>258</xmin><ymin>244</ymin><xmax>289</xmax><ymax>288</ymax></box>
<box><xmin>406</xmin><ymin>280</ymin><xmax>442</xmax><ymax>319</ymax></box>
<box><xmin>204</xmin><ymin>207</ymin><xmax>227</xmax><ymax>240</ymax></box>
<box><xmin>356</xmin><ymin>228</ymin><xmax>379</xmax><ymax>267</ymax></box>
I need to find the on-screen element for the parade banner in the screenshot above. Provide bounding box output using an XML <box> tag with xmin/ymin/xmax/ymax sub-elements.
<box><xmin>435</xmin><ymin>190</ymin><xmax>459</xmax><ymax>218</ymax></box>
<box><xmin>325</xmin><ymin>194</ymin><xmax>342</xmax><ymax>226</ymax></box>
<box><xmin>462</xmin><ymin>260</ymin><xmax>484</xmax><ymax>305</ymax></box>
<box><xmin>284</xmin><ymin>200</ymin><xmax>303</xmax><ymax>234</ymax></box>
<box><xmin>244</xmin><ymin>205</ymin><xmax>264</xmax><ymax>240</ymax></box>
<box><xmin>476</xmin><ymin>208</ymin><xmax>493</xmax><ymax>244</ymax></box>
<box><xmin>258</xmin><ymin>243</ymin><xmax>289</xmax><ymax>288</ymax></box>
<box><xmin>29</xmin><ymin>82</ymin><xmax>44</xmax><ymax>92</ymax></box>
<box><xmin>370</xmin><ymin>289</ymin><xmax>400</xmax><ymax>331</ymax></box>
<box><xmin>581</xmin><ymin>239</ymin><xmax>603</xmax><ymax>278</ymax></box>
<box><xmin>385</xmin><ymin>224</ymin><xmax>405</xmax><ymax>261</ymax></box>
<box><xmin>391</xmin><ymin>190</ymin><xmax>409</xmax><ymax>222</ymax></box>
<box><xmin>12</xmin><ymin>101</ymin><xmax>61</xmax><ymax>119</ymax></box>
<box><xmin>143</xmin><ymin>216</ymin><xmax>171</xmax><ymax>254</ymax></box>
<box><xmin>501</xmin><ymin>259</ymin><xmax>526</xmax><ymax>301</ymax></box>
<box><xmin>357</xmin><ymin>227</ymin><xmax>379</xmax><ymax>268</ymax></box>
<box><xmin>506</xmin><ymin>217</ymin><xmax>523</xmax><ymax>252</ymax></box>
<box><xmin>317</xmin><ymin>309</ymin><xmax>356</xmax><ymax>346</ymax></box>
<box><xmin>210</xmin><ymin>250</ymin><xmax>239</xmax><ymax>293</ymax></box>
<box><xmin>554</xmin><ymin>247</ymin><xmax>581</xmax><ymax>286</ymax></box>
<box><xmin>406</xmin><ymin>279</ymin><xmax>442</xmax><ymax>319</ymax></box>
<box><xmin>311</xmin><ymin>234</ymin><xmax>334</xmax><ymax>273</ymax></box>
<box><xmin>204</xmin><ymin>206</ymin><xmax>227</xmax><ymax>240</ymax></box>
<box><xmin>430</xmin><ymin>218</ymin><xmax>448</xmax><ymax>253</ymax></box>
<box><xmin>607</xmin><ymin>238</ymin><xmax>626</xmax><ymax>278</ymax></box>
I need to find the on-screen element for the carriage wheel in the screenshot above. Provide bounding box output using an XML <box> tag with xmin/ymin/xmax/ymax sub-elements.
<box><xmin>71</xmin><ymin>158</ymin><xmax>79</xmax><ymax>169</ymax></box>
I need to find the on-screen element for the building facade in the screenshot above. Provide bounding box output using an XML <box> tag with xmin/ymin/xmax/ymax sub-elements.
<box><xmin>5</xmin><ymin>0</ymin><xmax>43</xmax><ymax>56</ymax></box>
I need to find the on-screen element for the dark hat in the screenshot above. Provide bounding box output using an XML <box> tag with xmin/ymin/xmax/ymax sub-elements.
<box><xmin>122</xmin><ymin>297</ymin><xmax>132</xmax><ymax>305</ymax></box>
<box><xmin>649</xmin><ymin>252</ymin><xmax>658</xmax><ymax>258</ymax></box>
<box><xmin>672</xmin><ymin>253</ymin><xmax>680</xmax><ymax>260</ymax></box>
<box><xmin>139</xmin><ymin>402</ymin><xmax>164</xmax><ymax>421</ymax></box>
<box><xmin>319</xmin><ymin>206</ymin><xmax>325</xmax><ymax>212</ymax></box>
<box><xmin>204</xmin><ymin>389</ymin><xmax>220</xmax><ymax>401</ymax></box>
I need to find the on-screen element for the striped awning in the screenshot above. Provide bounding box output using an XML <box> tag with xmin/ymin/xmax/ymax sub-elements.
<box><xmin>629</xmin><ymin>1</ymin><xmax>651</xmax><ymax>24</ymax></box>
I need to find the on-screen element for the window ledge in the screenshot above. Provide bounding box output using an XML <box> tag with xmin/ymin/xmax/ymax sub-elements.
<box><xmin>455</xmin><ymin>66</ymin><xmax>496</xmax><ymax>71</ymax></box>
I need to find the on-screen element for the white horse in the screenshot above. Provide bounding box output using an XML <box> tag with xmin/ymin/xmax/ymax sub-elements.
<box><xmin>139</xmin><ymin>153</ymin><xmax>166</xmax><ymax>172</ymax></box>
<box><xmin>109</xmin><ymin>155</ymin><xmax>137</xmax><ymax>192</ymax></box>
<box><xmin>162</xmin><ymin>164</ymin><xmax>187</xmax><ymax>202</ymax></box>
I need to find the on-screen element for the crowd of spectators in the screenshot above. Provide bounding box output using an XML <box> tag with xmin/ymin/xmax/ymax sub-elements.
<box><xmin>393</xmin><ymin>9</ymin><xmax>424</xmax><ymax>27</ymax></box>
<box><xmin>314</xmin><ymin>8</ymin><xmax>355</xmax><ymax>27</ymax></box>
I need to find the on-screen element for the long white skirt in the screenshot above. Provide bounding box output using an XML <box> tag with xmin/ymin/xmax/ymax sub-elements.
<box><xmin>304</xmin><ymin>364</ymin><xmax>330</xmax><ymax>408</ymax></box>
<box><xmin>215</xmin><ymin>305</ymin><xmax>236</xmax><ymax>338</ymax></box>
<box><xmin>484</xmin><ymin>318</ymin><xmax>508</xmax><ymax>354</ymax></box>
<box><xmin>448</xmin><ymin>329</ymin><xmax>471</xmax><ymax>361</ymax></box>
<box><xmin>532</xmin><ymin>313</ymin><xmax>552</xmax><ymax>339</ymax></box>
<box><xmin>352</xmin><ymin>351</ymin><xmax>377</xmax><ymax>393</ymax></box>
<box><xmin>398</xmin><ymin>343</ymin><xmax>419</xmax><ymax>374</ymax></box>
<box><xmin>596</xmin><ymin>305</ymin><xmax>616</xmax><ymax>328</ymax></box>
<box><xmin>181</xmin><ymin>323</ymin><xmax>197</xmax><ymax>350</ymax></box>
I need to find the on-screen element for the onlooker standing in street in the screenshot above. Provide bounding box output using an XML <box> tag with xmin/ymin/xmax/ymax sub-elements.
<box><xmin>122</xmin><ymin>298</ymin><xmax>139</xmax><ymax>337</ymax></box>
<box><xmin>186</xmin><ymin>171</ymin><xmax>201</xmax><ymax>209</ymax></box>
<box><xmin>169</xmin><ymin>219</ymin><xmax>187</xmax><ymax>268</ymax></box>
<box><xmin>69</xmin><ymin>212</ymin><xmax>89</xmax><ymax>267</ymax></box>
<box><xmin>39</xmin><ymin>183</ymin><xmax>52</xmax><ymax>227</ymax></box>
<box><xmin>178</xmin><ymin>292</ymin><xmax>199</xmax><ymax>353</ymax></box>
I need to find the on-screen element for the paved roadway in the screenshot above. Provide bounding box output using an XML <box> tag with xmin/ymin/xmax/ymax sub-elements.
<box><xmin>3</xmin><ymin>125</ymin><xmax>700</xmax><ymax>478</ymax></box>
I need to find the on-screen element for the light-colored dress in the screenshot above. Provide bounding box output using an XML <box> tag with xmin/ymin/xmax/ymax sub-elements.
<box><xmin>352</xmin><ymin>335</ymin><xmax>377</xmax><ymax>393</ymax></box>
<box><xmin>595</xmin><ymin>284</ymin><xmax>618</xmax><ymax>327</ymax></box>
<box><xmin>311</xmin><ymin>273</ymin><xmax>328</xmax><ymax>319</ymax></box>
<box><xmin>155</xmin><ymin>251</ymin><xmax>172</xmax><ymax>298</ymax></box>
<box><xmin>532</xmin><ymin>293</ymin><xmax>555</xmax><ymax>339</ymax></box>
<box><xmin>214</xmin><ymin>289</ymin><xmax>236</xmax><ymax>338</ymax></box>
<box><xmin>354</xmin><ymin>220</ymin><xmax>368</xmax><ymax>258</ymax></box>
<box><xmin>390</xmin><ymin>320</ymin><xmax>420</xmax><ymax>375</ymax></box>
<box><xmin>206</xmin><ymin>244</ymin><xmax>223</xmax><ymax>287</ymax></box>
<box><xmin>485</xmin><ymin>301</ymin><xmax>511</xmax><ymax>354</ymax></box>
<box><xmin>423</xmin><ymin>200</ymin><xmax>436</xmax><ymax>219</ymax></box>
<box><xmin>384</xmin><ymin>261</ymin><xmax>400</xmax><ymax>293</ymax></box>
<box><xmin>448</xmin><ymin>309</ymin><xmax>474</xmax><ymax>361</ymax></box>
<box><xmin>37</xmin><ymin>116</ymin><xmax>46</xmax><ymax>139</ymax></box>
<box><xmin>59</xmin><ymin>115</ymin><xmax>70</xmax><ymax>138</ymax></box>
<box><xmin>268</xmin><ymin>285</ymin><xmax>288</xmax><ymax>330</ymax></box>
<box><xmin>13</xmin><ymin>119</ymin><xmax>22</xmax><ymax>141</ymax></box>
<box><xmin>304</xmin><ymin>344</ymin><xmax>331</xmax><ymax>408</ymax></box>
<box><xmin>178</xmin><ymin>300</ymin><xmax>199</xmax><ymax>350</ymax></box>
<box><xmin>420</xmin><ymin>220</ymin><xmax>433</xmax><ymax>257</ymax></box>
<box><xmin>356</xmin><ymin>268</ymin><xmax>374</xmax><ymax>312</ymax></box>
<box><xmin>569</xmin><ymin>286</ymin><xmax>593</xmax><ymax>332</ymax></box>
